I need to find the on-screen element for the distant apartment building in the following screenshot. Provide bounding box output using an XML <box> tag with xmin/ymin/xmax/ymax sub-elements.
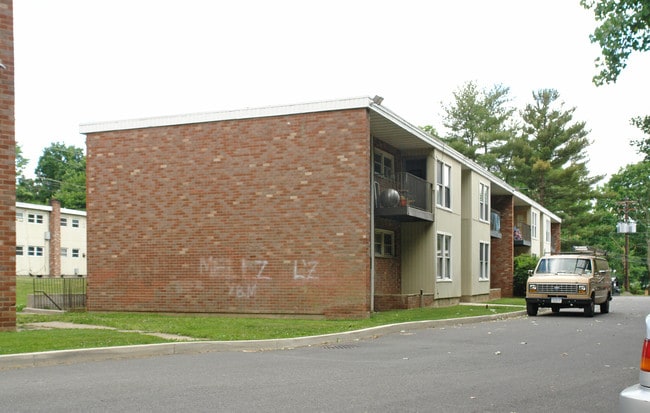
<box><xmin>16</xmin><ymin>201</ymin><xmax>87</xmax><ymax>277</ymax></box>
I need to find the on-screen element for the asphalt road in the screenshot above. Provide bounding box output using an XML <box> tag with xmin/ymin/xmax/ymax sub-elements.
<box><xmin>1</xmin><ymin>296</ymin><xmax>648</xmax><ymax>412</ymax></box>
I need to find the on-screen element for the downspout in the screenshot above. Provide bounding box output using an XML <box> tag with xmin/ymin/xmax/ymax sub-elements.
<box><xmin>370</xmin><ymin>135</ymin><xmax>375</xmax><ymax>312</ymax></box>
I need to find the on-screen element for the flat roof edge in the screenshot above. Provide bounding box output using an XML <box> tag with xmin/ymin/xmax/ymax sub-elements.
<box><xmin>79</xmin><ymin>97</ymin><xmax>373</xmax><ymax>134</ymax></box>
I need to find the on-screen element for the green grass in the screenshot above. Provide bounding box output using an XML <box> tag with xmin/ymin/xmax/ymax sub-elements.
<box><xmin>5</xmin><ymin>276</ymin><xmax>525</xmax><ymax>356</ymax></box>
<box><xmin>0</xmin><ymin>302</ymin><xmax>525</xmax><ymax>355</ymax></box>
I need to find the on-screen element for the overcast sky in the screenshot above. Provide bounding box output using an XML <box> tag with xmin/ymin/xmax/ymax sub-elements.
<box><xmin>13</xmin><ymin>0</ymin><xmax>649</xmax><ymax>180</ymax></box>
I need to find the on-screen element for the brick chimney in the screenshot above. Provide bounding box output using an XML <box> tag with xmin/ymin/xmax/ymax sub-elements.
<box><xmin>49</xmin><ymin>199</ymin><xmax>61</xmax><ymax>277</ymax></box>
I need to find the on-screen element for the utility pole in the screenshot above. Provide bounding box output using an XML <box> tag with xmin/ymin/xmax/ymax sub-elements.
<box><xmin>617</xmin><ymin>199</ymin><xmax>636</xmax><ymax>292</ymax></box>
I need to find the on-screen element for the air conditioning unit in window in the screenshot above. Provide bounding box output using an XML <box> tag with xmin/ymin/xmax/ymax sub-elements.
<box><xmin>44</xmin><ymin>232</ymin><xmax>51</xmax><ymax>240</ymax></box>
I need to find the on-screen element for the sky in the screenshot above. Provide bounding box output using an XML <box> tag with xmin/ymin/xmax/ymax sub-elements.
<box><xmin>13</xmin><ymin>0</ymin><xmax>649</xmax><ymax>180</ymax></box>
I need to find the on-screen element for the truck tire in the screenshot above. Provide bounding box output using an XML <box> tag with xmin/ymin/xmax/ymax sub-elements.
<box><xmin>600</xmin><ymin>297</ymin><xmax>610</xmax><ymax>314</ymax></box>
<box><xmin>584</xmin><ymin>300</ymin><xmax>595</xmax><ymax>317</ymax></box>
<box><xmin>526</xmin><ymin>302</ymin><xmax>538</xmax><ymax>316</ymax></box>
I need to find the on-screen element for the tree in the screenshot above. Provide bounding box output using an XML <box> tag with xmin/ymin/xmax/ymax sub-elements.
<box><xmin>581</xmin><ymin>0</ymin><xmax>650</xmax><ymax>85</ymax></box>
<box><xmin>631</xmin><ymin>115</ymin><xmax>650</xmax><ymax>159</ymax></box>
<box><xmin>438</xmin><ymin>81</ymin><xmax>517</xmax><ymax>176</ymax></box>
<box><xmin>32</xmin><ymin>143</ymin><xmax>86</xmax><ymax>209</ymax></box>
<box><xmin>16</xmin><ymin>144</ymin><xmax>38</xmax><ymax>203</ymax></box>
<box><xmin>596</xmin><ymin>161</ymin><xmax>650</xmax><ymax>291</ymax></box>
<box><xmin>507</xmin><ymin>89</ymin><xmax>603</xmax><ymax>241</ymax></box>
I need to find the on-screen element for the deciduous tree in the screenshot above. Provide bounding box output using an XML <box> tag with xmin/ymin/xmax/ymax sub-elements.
<box><xmin>581</xmin><ymin>0</ymin><xmax>650</xmax><ymax>85</ymax></box>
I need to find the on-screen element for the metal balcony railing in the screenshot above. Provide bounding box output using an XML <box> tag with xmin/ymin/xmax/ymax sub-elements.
<box><xmin>491</xmin><ymin>209</ymin><xmax>501</xmax><ymax>238</ymax></box>
<box><xmin>375</xmin><ymin>172</ymin><xmax>433</xmax><ymax>222</ymax></box>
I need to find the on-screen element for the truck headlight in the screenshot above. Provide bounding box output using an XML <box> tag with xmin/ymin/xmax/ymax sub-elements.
<box><xmin>577</xmin><ymin>284</ymin><xmax>587</xmax><ymax>294</ymax></box>
<box><xmin>528</xmin><ymin>284</ymin><xmax>537</xmax><ymax>293</ymax></box>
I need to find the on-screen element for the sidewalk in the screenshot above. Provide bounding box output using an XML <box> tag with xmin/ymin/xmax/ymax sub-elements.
<box><xmin>1</xmin><ymin>310</ymin><xmax>526</xmax><ymax>370</ymax></box>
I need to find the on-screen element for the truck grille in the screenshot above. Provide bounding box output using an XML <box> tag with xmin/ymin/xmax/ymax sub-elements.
<box><xmin>537</xmin><ymin>284</ymin><xmax>578</xmax><ymax>294</ymax></box>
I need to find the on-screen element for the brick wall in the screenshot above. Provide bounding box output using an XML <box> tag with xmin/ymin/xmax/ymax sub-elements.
<box><xmin>0</xmin><ymin>0</ymin><xmax>14</xmax><ymax>331</ymax></box>
<box><xmin>490</xmin><ymin>195</ymin><xmax>514</xmax><ymax>297</ymax></box>
<box><xmin>49</xmin><ymin>199</ymin><xmax>61</xmax><ymax>277</ymax></box>
<box><xmin>86</xmin><ymin>109</ymin><xmax>373</xmax><ymax>318</ymax></box>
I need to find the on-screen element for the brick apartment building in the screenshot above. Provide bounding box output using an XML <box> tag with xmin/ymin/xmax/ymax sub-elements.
<box><xmin>81</xmin><ymin>97</ymin><xmax>560</xmax><ymax>318</ymax></box>
<box><xmin>0</xmin><ymin>1</ymin><xmax>14</xmax><ymax>331</ymax></box>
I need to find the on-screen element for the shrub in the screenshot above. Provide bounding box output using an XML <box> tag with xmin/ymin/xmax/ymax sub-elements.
<box><xmin>513</xmin><ymin>254</ymin><xmax>539</xmax><ymax>297</ymax></box>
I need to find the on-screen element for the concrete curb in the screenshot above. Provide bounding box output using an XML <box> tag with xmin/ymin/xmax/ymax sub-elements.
<box><xmin>0</xmin><ymin>310</ymin><xmax>527</xmax><ymax>370</ymax></box>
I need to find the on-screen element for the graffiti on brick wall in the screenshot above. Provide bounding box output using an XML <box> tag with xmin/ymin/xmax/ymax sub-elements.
<box><xmin>199</xmin><ymin>257</ymin><xmax>319</xmax><ymax>299</ymax></box>
<box><xmin>293</xmin><ymin>259</ymin><xmax>318</xmax><ymax>280</ymax></box>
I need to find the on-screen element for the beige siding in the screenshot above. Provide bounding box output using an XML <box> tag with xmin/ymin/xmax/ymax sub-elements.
<box><xmin>460</xmin><ymin>171</ymin><xmax>491</xmax><ymax>299</ymax></box>
<box><xmin>433</xmin><ymin>152</ymin><xmax>462</xmax><ymax>299</ymax></box>
<box><xmin>401</xmin><ymin>222</ymin><xmax>435</xmax><ymax>294</ymax></box>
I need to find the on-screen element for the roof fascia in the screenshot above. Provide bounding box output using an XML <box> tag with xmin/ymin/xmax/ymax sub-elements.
<box><xmin>79</xmin><ymin>97</ymin><xmax>373</xmax><ymax>134</ymax></box>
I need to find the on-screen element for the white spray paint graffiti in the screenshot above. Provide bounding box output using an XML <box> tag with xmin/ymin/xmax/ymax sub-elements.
<box><xmin>199</xmin><ymin>257</ymin><xmax>319</xmax><ymax>299</ymax></box>
<box><xmin>293</xmin><ymin>260</ymin><xmax>318</xmax><ymax>280</ymax></box>
<box><xmin>242</xmin><ymin>259</ymin><xmax>270</xmax><ymax>279</ymax></box>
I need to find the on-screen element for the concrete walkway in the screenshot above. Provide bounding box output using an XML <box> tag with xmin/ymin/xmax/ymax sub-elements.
<box><xmin>1</xmin><ymin>309</ymin><xmax>527</xmax><ymax>371</ymax></box>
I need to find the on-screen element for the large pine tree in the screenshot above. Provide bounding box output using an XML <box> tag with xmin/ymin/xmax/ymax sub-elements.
<box><xmin>507</xmin><ymin>89</ymin><xmax>603</xmax><ymax>243</ymax></box>
<box><xmin>439</xmin><ymin>81</ymin><xmax>516</xmax><ymax>176</ymax></box>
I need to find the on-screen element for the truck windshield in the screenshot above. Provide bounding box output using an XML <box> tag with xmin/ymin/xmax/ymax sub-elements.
<box><xmin>536</xmin><ymin>257</ymin><xmax>591</xmax><ymax>275</ymax></box>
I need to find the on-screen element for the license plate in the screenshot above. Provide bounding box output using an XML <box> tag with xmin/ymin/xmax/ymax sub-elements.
<box><xmin>551</xmin><ymin>297</ymin><xmax>562</xmax><ymax>304</ymax></box>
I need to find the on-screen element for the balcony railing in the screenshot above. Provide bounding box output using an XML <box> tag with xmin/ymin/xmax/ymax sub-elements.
<box><xmin>491</xmin><ymin>209</ymin><xmax>501</xmax><ymax>238</ymax></box>
<box><xmin>374</xmin><ymin>172</ymin><xmax>433</xmax><ymax>222</ymax></box>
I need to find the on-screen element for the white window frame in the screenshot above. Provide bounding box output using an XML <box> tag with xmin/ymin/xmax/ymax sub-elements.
<box><xmin>375</xmin><ymin>229</ymin><xmax>395</xmax><ymax>258</ymax></box>
<box><xmin>60</xmin><ymin>217</ymin><xmax>67</xmax><ymax>226</ymax></box>
<box><xmin>531</xmin><ymin>211</ymin><xmax>539</xmax><ymax>239</ymax></box>
<box><xmin>28</xmin><ymin>246</ymin><xmax>43</xmax><ymax>257</ymax></box>
<box><xmin>72</xmin><ymin>249</ymin><xmax>80</xmax><ymax>258</ymax></box>
<box><xmin>61</xmin><ymin>247</ymin><xmax>68</xmax><ymax>257</ymax></box>
<box><xmin>436</xmin><ymin>160</ymin><xmax>451</xmax><ymax>209</ymax></box>
<box><xmin>479</xmin><ymin>182</ymin><xmax>489</xmax><ymax>222</ymax></box>
<box><xmin>436</xmin><ymin>233</ymin><xmax>452</xmax><ymax>281</ymax></box>
<box><xmin>16</xmin><ymin>212</ymin><xmax>23</xmax><ymax>222</ymax></box>
<box><xmin>479</xmin><ymin>241</ymin><xmax>490</xmax><ymax>281</ymax></box>
<box><xmin>28</xmin><ymin>214</ymin><xmax>44</xmax><ymax>224</ymax></box>
<box><xmin>72</xmin><ymin>219</ymin><xmax>80</xmax><ymax>228</ymax></box>
<box><xmin>16</xmin><ymin>246</ymin><xmax>23</xmax><ymax>256</ymax></box>
<box><xmin>545</xmin><ymin>217</ymin><xmax>551</xmax><ymax>243</ymax></box>
<box><xmin>373</xmin><ymin>148</ymin><xmax>394</xmax><ymax>179</ymax></box>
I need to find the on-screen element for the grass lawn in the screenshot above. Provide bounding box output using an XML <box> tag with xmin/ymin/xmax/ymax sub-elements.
<box><xmin>2</xmin><ymin>276</ymin><xmax>525</xmax><ymax>355</ymax></box>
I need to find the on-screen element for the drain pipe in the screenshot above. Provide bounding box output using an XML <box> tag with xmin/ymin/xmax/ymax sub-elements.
<box><xmin>370</xmin><ymin>138</ymin><xmax>375</xmax><ymax>313</ymax></box>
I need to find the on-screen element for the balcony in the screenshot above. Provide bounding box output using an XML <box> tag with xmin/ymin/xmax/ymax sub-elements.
<box><xmin>374</xmin><ymin>172</ymin><xmax>434</xmax><ymax>222</ymax></box>
<box><xmin>514</xmin><ymin>222</ymin><xmax>531</xmax><ymax>246</ymax></box>
<box><xmin>491</xmin><ymin>209</ymin><xmax>501</xmax><ymax>239</ymax></box>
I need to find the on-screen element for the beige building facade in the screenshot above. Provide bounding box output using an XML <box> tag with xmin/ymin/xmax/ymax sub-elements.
<box><xmin>16</xmin><ymin>201</ymin><xmax>87</xmax><ymax>277</ymax></box>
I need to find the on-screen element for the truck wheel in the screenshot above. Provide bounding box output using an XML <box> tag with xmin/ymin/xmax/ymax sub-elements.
<box><xmin>600</xmin><ymin>298</ymin><xmax>610</xmax><ymax>314</ymax></box>
<box><xmin>526</xmin><ymin>302</ymin><xmax>538</xmax><ymax>316</ymax></box>
<box><xmin>584</xmin><ymin>300</ymin><xmax>595</xmax><ymax>317</ymax></box>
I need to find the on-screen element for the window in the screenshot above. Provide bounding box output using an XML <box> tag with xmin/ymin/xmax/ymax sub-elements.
<box><xmin>436</xmin><ymin>233</ymin><xmax>452</xmax><ymax>280</ymax></box>
<box><xmin>545</xmin><ymin>218</ymin><xmax>551</xmax><ymax>243</ymax></box>
<box><xmin>436</xmin><ymin>161</ymin><xmax>451</xmax><ymax>209</ymax></box>
<box><xmin>61</xmin><ymin>217</ymin><xmax>67</xmax><ymax>226</ymax></box>
<box><xmin>61</xmin><ymin>248</ymin><xmax>68</xmax><ymax>257</ymax></box>
<box><xmin>28</xmin><ymin>246</ymin><xmax>43</xmax><ymax>257</ymax></box>
<box><xmin>72</xmin><ymin>219</ymin><xmax>80</xmax><ymax>228</ymax></box>
<box><xmin>373</xmin><ymin>148</ymin><xmax>394</xmax><ymax>179</ymax></box>
<box><xmin>531</xmin><ymin>211</ymin><xmax>538</xmax><ymax>239</ymax></box>
<box><xmin>479</xmin><ymin>242</ymin><xmax>490</xmax><ymax>281</ymax></box>
<box><xmin>479</xmin><ymin>183</ymin><xmax>489</xmax><ymax>221</ymax></box>
<box><xmin>16</xmin><ymin>212</ymin><xmax>23</xmax><ymax>222</ymax></box>
<box><xmin>16</xmin><ymin>246</ymin><xmax>23</xmax><ymax>256</ymax></box>
<box><xmin>28</xmin><ymin>214</ymin><xmax>44</xmax><ymax>224</ymax></box>
<box><xmin>374</xmin><ymin>229</ymin><xmax>395</xmax><ymax>257</ymax></box>
<box><xmin>72</xmin><ymin>249</ymin><xmax>80</xmax><ymax>258</ymax></box>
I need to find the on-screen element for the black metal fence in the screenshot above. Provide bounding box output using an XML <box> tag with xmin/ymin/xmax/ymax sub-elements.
<box><xmin>30</xmin><ymin>277</ymin><xmax>87</xmax><ymax>310</ymax></box>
